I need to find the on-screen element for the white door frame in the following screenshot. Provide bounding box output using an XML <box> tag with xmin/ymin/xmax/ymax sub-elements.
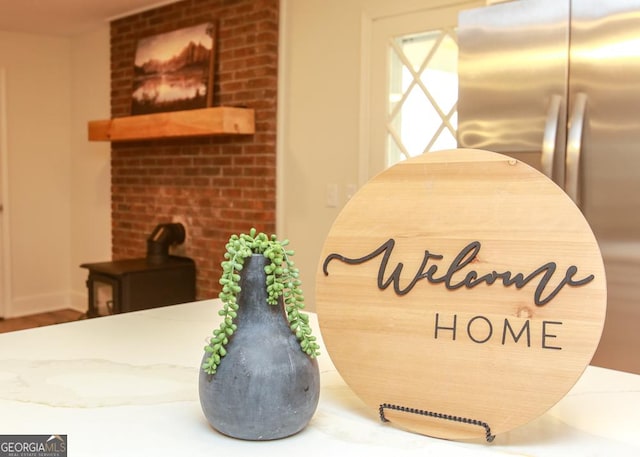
<box><xmin>359</xmin><ymin>1</ymin><xmax>484</xmax><ymax>183</ymax></box>
<box><xmin>0</xmin><ymin>68</ymin><xmax>11</xmax><ymax>318</ymax></box>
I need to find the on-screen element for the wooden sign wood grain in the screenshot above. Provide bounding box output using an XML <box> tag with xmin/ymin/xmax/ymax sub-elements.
<box><xmin>315</xmin><ymin>149</ymin><xmax>606</xmax><ymax>441</ymax></box>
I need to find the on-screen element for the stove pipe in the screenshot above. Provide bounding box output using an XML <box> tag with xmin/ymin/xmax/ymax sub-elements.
<box><xmin>146</xmin><ymin>222</ymin><xmax>186</xmax><ymax>263</ymax></box>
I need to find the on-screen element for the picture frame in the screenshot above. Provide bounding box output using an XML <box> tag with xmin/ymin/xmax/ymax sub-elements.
<box><xmin>131</xmin><ymin>22</ymin><xmax>216</xmax><ymax>115</ymax></box>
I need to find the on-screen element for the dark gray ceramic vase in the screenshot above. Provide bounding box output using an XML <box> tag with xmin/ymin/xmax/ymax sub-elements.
<box><xmin>199</xmin><ymin>254</ymin><xmax>320</xmax><ymax>440</ymax></box>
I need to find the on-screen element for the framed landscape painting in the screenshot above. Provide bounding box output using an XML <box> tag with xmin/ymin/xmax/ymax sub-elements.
<box><xmin>131</xmin><ymin>22</ymin><xmax>215</xmax><ymax>115</ymax></box>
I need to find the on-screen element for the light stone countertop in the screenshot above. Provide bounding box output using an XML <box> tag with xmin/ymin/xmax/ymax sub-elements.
<box><xmin>0</xmin><ymin>299</ymin><xmax>638</xmax><ymax>456</ymax></box>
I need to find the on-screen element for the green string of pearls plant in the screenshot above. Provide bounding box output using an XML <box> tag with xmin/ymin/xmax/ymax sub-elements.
<box><xmin>202</xmin><ymin>228</ymin><xmax>320</xmax><ymax>375</ymax></box>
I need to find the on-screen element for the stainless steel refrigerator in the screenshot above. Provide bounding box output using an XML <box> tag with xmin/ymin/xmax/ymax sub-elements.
<box><xmin>457</xmin><ymin>0</ymin><xmax>640</xmax><ymax>374</ymax></box>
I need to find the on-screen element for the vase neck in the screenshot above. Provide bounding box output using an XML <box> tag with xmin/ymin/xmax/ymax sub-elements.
<box><xmin>236</xmin><ymin>254</ymin><xmax>286</xmax><ymax>325</ymax></box>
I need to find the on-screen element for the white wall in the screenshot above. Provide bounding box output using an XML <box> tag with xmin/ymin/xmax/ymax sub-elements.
<box><xmin>278</xmin><ymin>0</ymin><xmax>363</xmax><ymax>313</ymax></box>
<box><xmin>0</xmin><ymin>31</ymin><xmax>72</xmax><ymax>317</ymax></box>
<box><xmin>279</xmin><ymin>0</ymin><xmax>467</xmax><ymax>311</ymax></box>
<box><xmin>69</xmin><ymin>26</ymin><xmax>111</xmax><ymax>310</ymax></box>
<box><xmin>0</xmin><ymin>27</ymin><xmax>111</xmax><ymax>318</ymax></box>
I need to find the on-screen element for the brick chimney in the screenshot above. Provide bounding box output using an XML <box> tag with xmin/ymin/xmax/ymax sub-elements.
<box><xmin>108</xmin><ymin>0</ymin><xmax>278</xmax><ymax>299</ymax></box>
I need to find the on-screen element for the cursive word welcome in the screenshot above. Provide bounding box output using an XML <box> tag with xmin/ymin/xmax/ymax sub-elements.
<box><xmin>322</xmin><ymin>239</ymin><xmax>594</xmax><ymax>306</ymax></box>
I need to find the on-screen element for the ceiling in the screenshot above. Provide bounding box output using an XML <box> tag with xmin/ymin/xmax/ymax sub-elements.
<box><xmin>0</xmin><ymin>0</ymin><xmax>180</xmax><ymax>37</ymax></box>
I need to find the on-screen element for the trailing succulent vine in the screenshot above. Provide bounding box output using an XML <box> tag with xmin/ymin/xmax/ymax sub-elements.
<box><xmin>202</xmin><ymin>228</ymin><xmax>320</xmax><ymax>375</ymax></box>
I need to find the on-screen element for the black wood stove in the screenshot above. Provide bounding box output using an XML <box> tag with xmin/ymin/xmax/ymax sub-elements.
<box><xmin>80</xmin><ymin>223</ymin><xmax>196</xmax><ymax>317</ymax></box>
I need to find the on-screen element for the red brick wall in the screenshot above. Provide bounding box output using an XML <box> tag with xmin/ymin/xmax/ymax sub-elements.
<box><xmin>109</xmin><ymin>0</ymin><xmax>278</xmax><ymax>299</ymax></box>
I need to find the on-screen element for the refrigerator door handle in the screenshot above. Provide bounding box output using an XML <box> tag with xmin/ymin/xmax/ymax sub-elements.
<box><xmin>566</xmin><ymin>92</ymin><xmax>588</xmax><ymax>205</ymax></box>
<box><xmin>541</xmin><ymin>94</ymin><xmax>562</xmax><ymax>180</ymax></box>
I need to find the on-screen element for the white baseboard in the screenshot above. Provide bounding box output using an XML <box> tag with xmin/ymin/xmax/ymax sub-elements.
<box><xmin>4</xmin><ymin>290</ymin><xmax>87</xmax><ymax>318</ymax></box>
<box><xmin>69</xmin><ymin>290</ymin><xmax>89</xmax><ymax>313</ymax></box>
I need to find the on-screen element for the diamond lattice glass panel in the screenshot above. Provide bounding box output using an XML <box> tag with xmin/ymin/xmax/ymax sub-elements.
<box><xmin>392</xmin><ymin>83</ymin><xmax>440</xmax><ymax>157</ymax></box>
<box><xmin>450</xmin><ymin>110</ymin><xmax>458</xmax><ymax>130</ymax></box>
<box><xmin>389</xmin><ymin>47</ymin><xmax>404</xmax><ymax>115</ymax></box>
<box><xmin>385</xmin><ymin>27</ymin><xmax>459</xmax><ymax>166</ymax></box>
<box><xmin>387</xmin><ymin>134</ymin><xmax>406</xmax><ymax>166</ymax></box>
<box><xmin>421</xmin><ymin>34</ymin><xmax>458</xmax><ymax>113</ymax></box>
<box><xmin>398</xmin><ymin>31</ymin><xmax>439</xmax><ymax>73</ymax></box>
<box><xmin>430</xmin><ymin>128</ymin><xmax>457</xmax><ymax>152</ymax></box>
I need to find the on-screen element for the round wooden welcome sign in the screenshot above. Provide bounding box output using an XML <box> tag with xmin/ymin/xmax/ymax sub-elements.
<box><xmin>315</xmin><ymin>149</ymin><xmax>606</xmax><ymax>441</ymax></box>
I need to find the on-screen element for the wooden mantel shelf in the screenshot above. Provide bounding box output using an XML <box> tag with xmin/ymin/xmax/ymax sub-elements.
<box><xmin>88</xmin><ymin>106</ymin><xmax>255</xmax><ymax>142</ymax></box>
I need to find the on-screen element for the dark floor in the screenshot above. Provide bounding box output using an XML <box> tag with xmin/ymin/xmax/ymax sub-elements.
<box><xmin>0</xmin><ymin>309</ymin><xmax>85</xmax><ymax>334</ymax></box>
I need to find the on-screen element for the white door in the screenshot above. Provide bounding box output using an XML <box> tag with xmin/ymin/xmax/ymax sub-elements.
<box><xmin>364</xmin><ymin>1</ymin><xmax>483</xmax><ymax>180</ymax></box>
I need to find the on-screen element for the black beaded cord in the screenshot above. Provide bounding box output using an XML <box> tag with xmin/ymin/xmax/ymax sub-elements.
<box><xmin>378</xmin><ymin>403</ymin><xmax>495</xmax><ymax>443</ymax></box>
